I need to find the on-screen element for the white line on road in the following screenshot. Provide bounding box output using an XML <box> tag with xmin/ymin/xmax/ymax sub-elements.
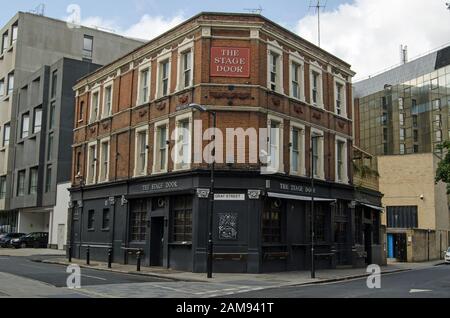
<box><xmin>409</xmin><ymin>289</ymin><xmax>432</xmax><ymax>293</ymax></box>
<box><xmin>80</xmin><ymin>274</ymin><xmax>107</xmax><ymax>281</ymax></box>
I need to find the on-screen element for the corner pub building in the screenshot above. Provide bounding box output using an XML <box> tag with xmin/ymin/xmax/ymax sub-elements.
<box><xmin>69</xmin><ymin>12</ymin><xmax>383</xmax><ymax>273</ymax></box>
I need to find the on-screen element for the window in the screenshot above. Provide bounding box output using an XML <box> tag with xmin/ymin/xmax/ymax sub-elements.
<box><xmin>87</xmin><ymin>210</ymin><xmax>95</xmax><ymax>231</ymax></box>
<box><xmin>355</xmin><ymin>211</ymin><xmax>362</xmax><ymax>244</ymax></box>
<box><xmin>400</xmin><ymin>128</ymin><xmax>405</xmax><ymax>141</ymax></box>
<box><xmin>29</xmin><ymin>167</ymin><xmax>38</xmax><ymax>195</ymax></box>
<box><xmin>335</xmin><ymin>80</ymin><xmax>346</xmax><ymax>116</ymax></box>
<box><xmin>102</xmin><ymin>209</ymin><xmax>110</xmax><ymax>230</ymax></box>
<box><xmin>398</xmin><ymin>97</ymin><xmax>404</xmax><ymax>110</ymax></box>
<box><xmin>268</xmin><ymin>119</ymin><xmax>282</xmax><ymax>172</ymax></box>
<box><xmin>76</xmin><ymin>151</ymin><xmax>82</xmax><ymax>175</ymax></box>
<box><xmin>33</xmin><ymin>107</ymin><xmax>42</xmax><ymax>133</ymax></box>
<box><xmin>21</xmin><ymin>113</ymin><xmax>30</xmax><ymax>139</ymax></box>
<box><xmin>49</xmin><ymin>101</ymin><xmax>56</xmax><ymax>130</ymax></box>
<box><xmin>138</xmin><ymin>67</ymin><xmax>150</xmax><ymax>105</ymax></box>
<box><xmin>372</xmin><ymin>212</ymin><xmax>380</xmax><ymax>245</ymax></box>
<box><xmin>7</xmin><ymin>72</ymin><xmax>14</xmax><ymax>95</ymax></box>
<box><xmin>83</xmin><ymin>35</ymin><xmax>94</xmax><ymax>59</ymax></box>
<box><xmin>102</xmin><ymin>85</ymin><xmax>112</xmax><ymax>118</ymax></box>
<box><xmin>175</xmin><ymin>117</ymin><xmax>191</xmax><ymax>170</ymax></box>
<box><xmin>436</xmin><ymin>129</ymin><xmax>442</xmax><ymax>142</ymax></box>
<box><xmin>17</xmin><ymin>170</ymin><xmax>25</xmax><ymax>197</ymax></box>
<box><xmin>159</xmin><ymin>60</ymin><xmax>170</xmax><ymax>97</ymax></box>
<box><xmin>0</xmin><ymin>78</ymin><xmax>4</xmax><ymax>96</ymax></box>
<box><xmin>130</xmin><ymin>200</ymin><xmax>147</xmax><ymax>242</ymax></box>
<box><xmin>387</xmin><ymin>206</ymin><xmax>418</xmax><ymax>228</ymax></box>
<box><xmin>312</xmin><ymin>205</ymin><xmax>326</xmax><ymax>242</ymax></box>
<box><xmin>0</xmin><ymin>176</ymin><xmax>6</xmax><ymax>199</ymax></box>
<box><xmin>263</xmin><ymin>200</ymin><xmax>282</xmax><ymax>243</ymax></box>
<box><xmin>431</xmin><ymin>78</ymin><xmax>438</xmax><ymax>90</ymax></box>
<box><xmin>1</xmin><ymin>31</ymin><xmax>8</xmax><ymax>53</ymax></box>
<box><xmin>269</xmin><ymin>51</ymin><xmax>279</xmax><ymax>91</ymax></box>
<box><xmin>51</xmin><ymin>71</ymin><xmax>57</xmax><ymax>98</ymax></box>
<box><xmin>172</xmin><ymin>196</ymin><xmax>193</xmax><ymax>242</ymax></box>
<box><xmin>2</xmin><ymin>123</ymin><xmax>10</xmax><ymax>147</ymax></box>
<box><xmin>78</xmin><ymin>101</ymin><xmax>84</xmax><ymax>121</ymax></box>
<box><xmin>310</xmin><ymin>68</ymin><xmax>322</xmax><ymax>106</ymax></box>
<box><xmin>181</xmin><ymin>50</ymin><xmax>192</xmax><ymax>89</ymax></box>
<box><xmin>99</xmin><ymin>139</ymin><xmax>110</xmax><ymax>182</ymax></box>
<box><xmin>336</xmin><ymin>139</ymin><xmax>347</xmax><ymax>183</ymax></box>
<box><xmin>435</xmin><ymin>114</ymin><xmax>442</xmax><ymax>127</ymax></box>
<box><xmin>290</xmin><ymin>125</ymin><xmax>304</xmax><ymax>175</ymax></box>
<box><xmin>381</xmin><ymin>96</ymin><xmax>387</xmax><ymax>110</ymax></box>
<box><xmin>135</xmin><ymin>128</ymin><xmax>148</xmax><ymax>176</ymax></box>
<box><xmin>413</xmin><ymin>130</ymin><xmax>419</xmax><ymax>143</ymax></box>
<box><xmin>382</xmin><ymin>112</ymin><xmax>388</xmax><ymax>126</ymax></box>
<box><xmin>383</xmin><ymin>128</ymin><xmax>388</xmax><ymax>142</ymax></box>
<box><xmin>400</xmin><ymin>144</ymin><xmax>406</xmax><ymax>155</ymax></box>
<box><xmin>154</xmin><ymin>123</ymin><xmax>168</xmax><ymax>173</ymax></box>
<box><xmin>87</xmin><ymin>143</ymin><xmax>97</xmax><ymax>184</ymax></box>
<box><xmin>90</xmin><ymin>91</ymin><xmax>99</xmax><ymax>122</ymax></box>
<box><xmin>433</xmin><ymin>99</ymin><xmax>441</xmax><ymax>110</ymax></box>
<box><xmin>311</xmin><ymin>131</ymin><xmax>324</xmax><ymax>178</ymax></box>
<box><xmin>412</xmin><ymin>115</ymin><xmax>418</xmax><ymax>128</ymax></box>
<box><xmin>11</xmin><ymin>23</ymin><xmax>18</xmax><ymax>44</ymax></box>
<box><xmin>47</xmin><ymin>133</ymin><xmax>53</xmax><ymax>161</ymax></box>
<box><xmin>45</xmin><ymin>165</ymin><xmax>52</xmax><ymax>193</ymax></box>
<box><xmin>399</xmin><ymin>113</ymin><xmax>405</xmax><ymax>126</ymax></box>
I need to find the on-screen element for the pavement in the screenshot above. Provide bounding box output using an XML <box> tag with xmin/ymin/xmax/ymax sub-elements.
<box><xmin>0</xmin><ymin>248</ymin><xmax>65</xmax><ymax>257</ymax></box>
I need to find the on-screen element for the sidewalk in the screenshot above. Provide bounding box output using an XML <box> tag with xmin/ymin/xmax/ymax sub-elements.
<box><xmin>40</xmin><ymin>257</ymin><xmax>444</xmax><ymax>288</ymax></box>
<box><xmin>0</xmin><ymin>248</ymin><xmax>66</xmax><ymax>257</ymax></box>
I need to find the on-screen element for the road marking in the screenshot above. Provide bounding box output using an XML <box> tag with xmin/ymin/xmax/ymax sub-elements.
<box><xmin>80</xmin><ymin>274</ymin><xmax>107</xmax><ymax>281</ymax></box>
<box><xmin>409</xmin><ymin>289</ymin><xmax>432</xmax><ymax>293</ymax></box>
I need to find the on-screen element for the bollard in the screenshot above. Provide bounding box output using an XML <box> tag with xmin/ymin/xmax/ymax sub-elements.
<box><xmin>86</xmin><ymin>246</ymin><xmax>90</xmax><ymax>265</ymax></box>
<box><xmin>68</xmin><ymin>246</ymin><xmax>72</xmax><ymax>263</ymax></box>
<box><xmin>108</xmin><ymin>248</ymin><xmax>112</xmax><ymax>269</ymax></box>
<box><xmin>136</xmin><ymin>251</ymin><xmax>141</xmax><ymax>272</ymax></box>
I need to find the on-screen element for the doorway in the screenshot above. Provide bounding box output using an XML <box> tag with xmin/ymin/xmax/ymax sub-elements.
<box><xmin>387</xmin><ymin>233</ymin><xmax>407</xmax><ymax>262</ymax></box>
<box><xmin>364</xmin><ymin>224</ymin><xmax>373</xmax><ymax>265</ymax></box>
<box><xmin>150</xmin><ymin>217</ymin><xmax>164</xmax><ymax>266</ymax></box>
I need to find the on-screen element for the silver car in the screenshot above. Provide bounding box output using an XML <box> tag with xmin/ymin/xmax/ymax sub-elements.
<box><xmin>445</xmin><ymin>248</ymin><xmax>450</xmax><ymax>264</ymax></box>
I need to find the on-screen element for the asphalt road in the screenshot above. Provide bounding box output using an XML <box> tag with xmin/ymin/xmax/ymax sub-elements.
<box><xmin>226</xmin><ymin>264</ymin><xmax>450</xmax><ymax>298</ymax></box>
<box><xmin>0</xmin><ymin>255</ymin><xmax>170</xmax><ymax>287</ymax></box>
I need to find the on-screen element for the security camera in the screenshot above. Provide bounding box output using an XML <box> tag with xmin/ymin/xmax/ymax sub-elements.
<box><xmin>420</xmin><ymin>194</ymin><xmax>424</xmax><ymax>200</ymax></box>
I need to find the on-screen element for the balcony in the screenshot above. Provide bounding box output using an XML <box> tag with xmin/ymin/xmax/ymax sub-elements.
<box><xmin>353</xmin><ymin>146</ymin><xmax>379</xmax><ymax>192</ymax></box>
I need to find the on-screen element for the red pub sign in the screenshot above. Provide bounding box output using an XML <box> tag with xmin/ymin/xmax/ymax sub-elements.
<box><xmin>210</xmin><ymin>47</ymin><xmax>251</xmax><ymax>78</ymax></box>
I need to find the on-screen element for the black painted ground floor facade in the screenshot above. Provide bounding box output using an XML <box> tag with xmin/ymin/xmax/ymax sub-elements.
<box><xmin>68</xmin><ymin>171</ymin><xmax>384</xmax><ymax>273</ymax></box>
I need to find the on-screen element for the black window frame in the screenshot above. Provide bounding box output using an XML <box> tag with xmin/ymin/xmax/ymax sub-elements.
<box><xmin>262</xmin><ymin>199</ymin><xmax>283</xmax><ymax>244</ymax></box>
<box><xmin>87</xmin><ymin>210</ymin><xmax>95</xmax><ymax>231</ymax></box>
<box><xmin>102</xmin><ymin>208</ymin><xmax>110</xmax><ymax>231</ymax></box>
<box><xmin>171</xmin><ymin>196</ymin><xmax>193</xmax><ymax>243</ymax></box>
<box><xmin>130</xmin><ymin>199</ymin><xmax>147</xmax><ymax>242</ymax></box>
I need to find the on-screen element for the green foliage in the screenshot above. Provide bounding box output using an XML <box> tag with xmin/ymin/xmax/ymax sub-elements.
<box><xmin>353</xmin><ymin>161</ymin><xmax>379</xmax><ymax>178</ymax></box>
<box><xmin>435</xmin><ymin>141</ymin><xmax>450</xmax><ymax>193</ymax></box>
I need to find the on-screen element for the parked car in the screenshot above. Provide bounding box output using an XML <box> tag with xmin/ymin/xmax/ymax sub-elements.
<box><xmin>0</xmin><ymin>233</ymin><xmax>26</xmax><ymax>248</ymax></box>
<box><xmin>10</xmin><ymin>232</ymin><xmax>49</xmax><ymax>249</ymax></box>
<box><xmin>445</xmin><ymin>247</ymin><xmax>450</xmax><ymax>264</ymax></box>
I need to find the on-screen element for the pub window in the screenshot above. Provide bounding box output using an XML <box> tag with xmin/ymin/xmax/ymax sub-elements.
<box><xmin>263</xmin><ymin>199</ymin><xmax>282</xmax><ymax>243</ymax></box>
<box><xmin>314</xmin><ymin>205</ymin><xmax>326</xmax><ymax>242</ymax></box>
<box><xmin>311</xmin><ymin>130</ymin><xmax>324</xmax><ymax>179</ymax></box>
<box><xmin>334</xmin><ymin>222</ymin><xmax>347</xmax><ymax>243</ymax></box>
<box><xmin>268</xmin><ymin>119</ymin><xmax>282</xmax><ymax>172</ymax></box>
<box><xmin>172</xmin><ymin>196</ymin><xmax>193</xmax><ymax>242</ymax></box>
<box><xmin>130</xmin><ymin>200</ymin><xmax>147</xmax><ymax>242</ymax></box>
<box><xmin>87</xmin><ymin>210</ymin><xmax>95</xmax><ymax>231</ymax></box>
<box><xmin>102</xmin><ymin>208</ymin><xmax>110</xmax><ymax>231</ymax></box>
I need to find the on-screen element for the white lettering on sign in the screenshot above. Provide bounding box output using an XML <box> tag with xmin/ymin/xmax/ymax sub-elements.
<box><xmin>214</xmin><ymin>194</ymin><xmax>246</xmax><ymax>201</ymax></box>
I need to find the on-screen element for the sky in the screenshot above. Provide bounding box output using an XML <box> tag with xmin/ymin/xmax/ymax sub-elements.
<box><xmin>2</xmin><ymin>0</ymin><xmax>450</xmax><ymax>80</ymax></box>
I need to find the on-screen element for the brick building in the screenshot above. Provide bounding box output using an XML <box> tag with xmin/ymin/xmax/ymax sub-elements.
<box><xmin>69</xmin><ymin>12</ymin><xmax>383</xmax><ymax>273</ymax></box>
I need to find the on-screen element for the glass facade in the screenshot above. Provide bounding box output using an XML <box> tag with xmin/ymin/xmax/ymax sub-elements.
<box><xmin>358</xmin><ymin>65</ymin><xmax>450</xmax><ymax>156</ymax></box>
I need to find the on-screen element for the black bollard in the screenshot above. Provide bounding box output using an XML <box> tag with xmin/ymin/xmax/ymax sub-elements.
<box><xmin>136</xmin><ymin>251</ymin><xmax>141</xmax><ymax>272</ymax></box>
<box><xmin>108</xmin><ymin>248</ymin><xmax>112</xmax><ymax>269</ymax></box>
<box><xmin>86</xmin><ymin>246</ymin><xmax>90</xmax><ymax>265</ymax></box>
<box><xmin>68</xmin><ymin>246</ymin><xmax>72</xmax><ymax>263</ymax></box>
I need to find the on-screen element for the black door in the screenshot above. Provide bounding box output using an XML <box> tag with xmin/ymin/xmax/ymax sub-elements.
<box><xmin>150</xmin><ymin>217</ymin><xmax>164</xmax><ymax>266</ymax></box>
<box><xmin>364</xmin><ymin>224</ymin><xmax>373</xmax><ymax>264</ymax></box>
<box><xmin>396</xmin><ymin>234</ymin><xmax>407</xmax><ymax>262</ymax></box>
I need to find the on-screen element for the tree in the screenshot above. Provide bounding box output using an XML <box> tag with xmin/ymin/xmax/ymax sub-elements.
<box><xmin>435</xmin><ymin>141</ymin><xmax>450</xmax><ymax>193</ymax></box>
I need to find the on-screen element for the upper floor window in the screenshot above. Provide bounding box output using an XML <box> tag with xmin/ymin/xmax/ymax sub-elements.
<box><xmin>137</xmin><ymin>66</ymin><xmax>150</xmax><ymax>105</ymax></box>
<box><xmin>11</xmin><ymin>23</ymin><xmax>18</xmax><ymax>44</ymax></box>
<box><xmin>17</xmin><ymin>170</ymin><xmax>25</xmax><ymax>197</ymax></box>
<box><xmin>174</xmin><ymin>115</ymin><xmax>192</xmax><ymax>171</ymax></box>
<box><xmin>102</xmin><ymin>85</ymin><xmax>113</xmax><ymax>118</ymax></box>
<box><xmin>47</xmin><ymin>133</ymin><xmax>53</xmax><ymax>161</ymax></box>
<box><xmin>436</xmin><ymin>129</ymin><xmax>443</xmax><ymax>142</ymax></box>
<box><xmin>398</xmin><ymin>97</ymin><xmax>404</xmax><ymax>110</ymax></box>
<box><xmin>76</xmin><ymin>151</ymin><xmax>82</xmax><ymax>176</ymax></box>
<box><xmin>310</xmin><ymin>65</ymin><xmax>323</xmax><ymax>107</ymax></box>
<box><xmin>157</xmin><ymin>58</ymin><xmax>170</xmax><ymax>98</ymax></box>
<box><xmin>134</xmin><ymin>128</ymin><xmax>148</xmax><ymax>177</ymax></box>
<box><xmin>399</xmin><ymin>113</ymin><xmax>405</xmax><ymax>126</ymax></box>
<box><xmin>29</xmin><ymin>167</ymin><xmax>38</xmax><ymax>195</ymax></box>
<box><xmin>87</xmin><ymin>142</ymin><xmax>97</xmax><ymax>185</ymax></box>
<box><xmin>83</xmin><ymin>35</ymin><xmax>94</xmax><ymax>59</ymax></box>
<box><xmin>49</xmin><ymin>101</ymin><xmax>56</xmax><ymax>130</ymax></box>
<box><xmin>0</xmin><ymin>78</ymin><xmax>4</xmax><ymax>96</ymax></box>
<box><xmin>400</xmin><ymin>128</ymin><xmax>405</xmax><ymax>141</ymax></box>
<box><xmin>433</xmin><ymin>99</ymin><xmax>441</xmax><ymax>110</ymax></box>
<box><xmin>99</xmin><ymin>139</ymin><xmax>110</xmax><ymax>182</ymax></box>
<box><xmin>153</xmin><ymin>121</ymin><xmax>168</xmax><ymax>174</ymax></box>
<box><xmin>180</xmin><ymin>50</ymin><xmax>193</xmax><ymax>89</ymax></box>
<box><xmin>311</xmin><ymin>130</ymin><xmax>324</xmax><ymax>179</ymax></box>
<box><xmin>2</xmin><ymin>123</ymin><xmax>10</xmax><ymax>147</ymax></box>
<box><xmin>268</xmin><ymin>50</ymin><xmax>284</xmax><ymax>93</ymax></box>
<box><xmin>336</xmin><ymin>138</ymin><xmax>348</xmax><ymax>183</ymax></box>
<box><xmin>289</xmin><ymin>56</ymin><xmax>304</xmax><ymax>101</ymax></box>
<box><xmin>400</xmin><ymin>144</ymin><xmax>406</xmax><ymax>155</ymax></box>
<box><xmin>7</xmin><ymin>72</ymin><xmax>14</xmax><ymax>95</ymax></box>
<box><xmin>290</xmin><ymin>124</ymin><xmax>305</xmax><ymax>176</ymax></box>
<box><xmin>1</xmin><ymin>31</ymin><xmax>8</xmax><ymax>53</ymax></box>
<box><xmin>51</xmin><ymin>70</ymin><xmax>57</xmax><ymax>99</ymax></box>
<box><xmin>21</xmin><ymin>113</ymin><xmax>30</xmax><ymax>139</ymax></box>
<box><xmin>90</xmin><ymin>90</ymin><xmax>99</xmax><ymax>123</ymax></box>
<box><xmin>335</xmin><ymin>79</ymin><xmax>347</xmax><ymax>117</ymax></box>
<box><xmin>267</xmin><ymin>117</ymin><xmax>283</xmax><ymax>173</ymax></box>
<box><xmin>78</xmin><ymin>101</ymin><xmax>84</xmax><ymax>121</ymax></box>
<box><xmin>33</xmin><ymin>106</ymin><xmax>42</xmax><ymax>133</ymax></box>
<box><xmin>0</xmin><ymin>176</ymin><xmax>6</xmax><ymax>199</ymax></box>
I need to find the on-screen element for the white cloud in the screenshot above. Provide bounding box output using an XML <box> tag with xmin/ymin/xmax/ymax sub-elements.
<box><xmin>296</xmin><ymin>0</ymin><xmax>450</xmax><ymax>80</ymax></box>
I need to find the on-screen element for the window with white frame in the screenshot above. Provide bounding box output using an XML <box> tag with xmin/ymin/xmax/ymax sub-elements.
<box><xmin>290</xmin><ymin>124</ymin><xmax>305</xmax><ymax>176</ymax></box>
<box><xmin>99</xmin><ymin>139</ymin><xmax>110</xmax><ymax>182</ymax></box>
<box><xmin>0</xmin><ymin>78</ymin><xmax>4</xmax><ymax>96</ymax></box>
<box><xmin>11</xmin><ymin>23</ymin><xmax>18</xmax><ymax>44</ymax></box>
<box><xmin>2</xmin><ymin>123</ymin><xmax>10</xmax><ymax>147</ymax></box>
<box><xmin>310</xmin><ymin>64</ymin><xmax>323</xmax><ymax>107</ymax></box>
<box><xmin>335</xmin><ymin>78</ymin><xmax>346</xmax><ymax>117</ymax></box>
<box><xmin>1</xmin><ymin>31</ymin><xmax>8</xmax><ymax>53</ymax></box>
<box><xmin>21</xmin><ymin>112</ymin><xmax>30</xmax><ymax>139</ymax></box>
<box><xmin>400</xmin><ymin>128</ymin><xmax>405</xmax><ymax>141</ymax></box>
<box><xmin>102</xmin><ymin>84</ymin><xmax>113</xmax><ymax>118</ymax></box>
<box><xmin>33</xmin><ymin>106</ymin><xmax>42</xmax><ymax>133</ymax></box>
<box><xmin>90</xmin><ymin>90</ymin><xmax>99</xmax><ymax>123</ymax></box>
<box><xmin>267</xmin><ymin>42</ymin><xmax>283</xmax><ymax>93</ymax></box>
<box><xmin>174</xmin><ymin>114</ymin><xmax>192</xmax><ymax>170</ymax></box>
<box><xmin>156</xmin><ymin>51</ymin><xmax>171</xmax><ymax>98</ymax></box>
<box><xmin>289</xmin><ymin>53</ymin><xmax>304</xmax><ymax>101</ymax></box>
<box><xmin>267</xmin><ymin>116</ymin><xmax>283</xmax><ymax>172</ymax></box>
<box><xmin>269</xmin><ymin>52</ymin><xmax>280</xmax><ymax>92</ymax></box>
<box><xmin>179</xmin><ymin>49</ymin><xmax>193</xmax><ymax>90</ymax></box>
<box><xmin>335</xmin><ymin>137</ymin><xmax>348</xmax><ymax>183</ymax></box>
<box><xmin>134</xmin><ymin>127</ymin><xmax>148</xmax><ymax>177</ymax></box>
<box><xmin>153</xmin><ymin>121</ymin><xmax>168</xmax><ymax>173</ymax></box>
<box><xmin>311</xmin><ymin>129</ymin><xmax>324</xmax><ymax>179</ymax></box>
<box><xmin>137</xmin><ymin>65</ymin><xmax>150</xmax><ymax>105</ymax></box>
<box><xmin>7</xmin><ymin>72</ymin><xmax>14</xmax><ymax>95</ymax></box>
<box><xmin>87</xmin><ymin>142</ymin><xmax>97</xmax><ymax>184</ymax></box>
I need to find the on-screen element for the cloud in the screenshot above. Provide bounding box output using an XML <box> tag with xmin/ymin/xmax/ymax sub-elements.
<box><xmin>296</xmin><ymin>0</ymin><xmax>450</xmax><ymax>80</ymax></box>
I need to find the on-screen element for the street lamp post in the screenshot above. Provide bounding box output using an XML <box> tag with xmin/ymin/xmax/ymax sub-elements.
<box><xmin>310</xmin><ymin>134</ymin><xmax>323</xmax><ymax>279</ymax></box>
<box><xmin>187</xmin><ymin>104</ymin><xmax>216</xmax><ymax>279</ymax></box>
